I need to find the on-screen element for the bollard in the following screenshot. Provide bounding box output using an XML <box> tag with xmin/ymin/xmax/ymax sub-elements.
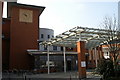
<box><xmin>79</xmin><ymin>74</ymin><xmax>81</xmax><ymax>80</ymax></box>
<box><xmin>24</xmin><ymin>75</ymin><xmax>26</xmax><ymax>80</ymax></box>
<box><xmin>70</xmin><ymin>72</ymin><xmax>71</xmax><ymax>80</ymax></box>
<box><xmin>8</xmin><ymin>72</ymin><xmax>10</xmax><ymax>80</ymax></box>
<box><xmin>24</xmin><ymin>73</ymin><xmax>26</xmax><ymax>80</ymax></box>
<box><xmin>70</xmin><ymin>75</ymin><xmax>71</xmax><ymax>80</ymax></box>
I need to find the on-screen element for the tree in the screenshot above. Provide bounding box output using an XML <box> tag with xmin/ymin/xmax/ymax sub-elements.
<box><xmin>102</xmin><ymin>16</ymin><xmax>119</xmax><ymax>67</ymax></box>
<box><xmin>97</xmin><ymin>16</ymin><xmax>120</xmax><ymax>79</ymax></box>
<box><xmin>96</xmin><ymin>59</ymin><xmax>114</xmax><ymax>80</ymax></box>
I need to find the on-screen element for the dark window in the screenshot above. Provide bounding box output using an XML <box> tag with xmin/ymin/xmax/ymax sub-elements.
<box><xmin>53</xmin><ymin>46</ymin><xmax>57</xmax><ymax>50</ymax></box>
<box><xmin>61</xmin><ymin>47</ymin><xmax>63</xmax><ymax>51</ymax></box>
<box><xmin>2</xmin><ymin>21</ymin><xmax>5</xmax><ymax>24</ymax></box>
<box><xmin>2</xmin><ymin>34</ymin><xmax>5</xmax><ymax>38</ymax></box>
<box><xmin>70</xmin><ymin>48</ymin><xmax>73</xmax><ymax>50</ymax></box>
<box><xmin>41</xmin><ymin>34</ymin><xmax>44</xmax><ymax>38</ymax></box>
<box><xmin>48</xmin><ymin>35</ymin><xmax>50</xmax><ymax>39</ymax></box>
<box><xmin>106</xmin><ymin>52</ymin><xmax>109</xmax><ymax>56</ymax></box>
<box><xmin>44</xmin><ymin>45</ymin><xmax>47</xmax><ymax>50</ymax></box>
<box><xmin>52</xmin><ymin>35</ymin><xmax>54</xmax><ymax>38</ymax></box>
<box><xmin>39</xmin><ymin>41</ymin><xmax>43</xmax><ymax>43</ymax></box>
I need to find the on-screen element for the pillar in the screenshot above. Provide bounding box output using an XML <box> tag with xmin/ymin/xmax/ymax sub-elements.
<box><xmin>47</xmin><ymin>45</ymin><xmax>50</xmax><ymax>74</ymax></box>
<box><xmin>0</xmin><ymin>1</ymin><xmax>3</xmax><ymax>79</ymax></box>
<box><xmin>77</xmin><ymin>41</ymin><xmax>86</xmax><ymax>78</ymax></box>
<box><xmin>94</xmin><ymin>48</ymin><xmax>98</xmax><ymax>67</ymax></box>
<box><xmin>91</xmin><ymin>49</ymin><xmax>95</xmax><ymax>68</ymax></box>
<box><xmin>63</xmin><ymin>47</ymin><xmax>66</xmax><ymax>73</ymax></box>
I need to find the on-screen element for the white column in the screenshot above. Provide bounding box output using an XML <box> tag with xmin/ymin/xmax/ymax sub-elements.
<box><xmin>78</xmin><ymin>33</ymin><xmax>81</xmax><ymax>41</ymax></box>
<box><xmin>94</xmin><ymin>48</ymin><xmax>98</xmax><ymax>67</ymax></box>
<box><xmin>0</xmin><ymin>1</ymin><xmax>2</xmax><ymax>79</ymax></box>
<box><xmin>47</xmin><ymin>45</ymin><xmax>50</xmax><ymax>74</ymax></box>
<box><xmin>63</xmin><ymin>47</ymin><xmax>66</xmax><ymax>73</ymax></box>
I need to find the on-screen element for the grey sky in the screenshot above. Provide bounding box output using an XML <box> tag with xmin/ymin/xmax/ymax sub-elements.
<box><xmin>3</xmin><ymin>0</ymin><xmax>118</xmax><ymax>35</ymax></box>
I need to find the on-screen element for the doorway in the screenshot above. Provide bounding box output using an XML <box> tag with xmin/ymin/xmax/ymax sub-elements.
<box><xmin>67</xmin><ymin>60</ymin><xmax>71</xmax><ymax>71</ymax></box>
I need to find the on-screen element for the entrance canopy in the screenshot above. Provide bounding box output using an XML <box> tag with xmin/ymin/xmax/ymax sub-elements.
<box><xmin>39</xmin><ymin>26</ymin><xmax>117</xmax><ymax>49</ymax></box>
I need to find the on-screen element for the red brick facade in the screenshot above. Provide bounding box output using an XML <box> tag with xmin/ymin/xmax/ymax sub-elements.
<box><xmin>2</xmin><ymin>2</ymin><xmax>45</xmax><ymax>70</ymax></box>
<box><xmin>2</xmin><ymin>18</ymin><xmax>10</xmax><ymax>70</ymax></box>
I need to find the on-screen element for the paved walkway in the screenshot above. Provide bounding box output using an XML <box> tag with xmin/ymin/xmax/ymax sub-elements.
<box><xmin>2</xmin><ymin>69</ymin><xmax>101</xmax><ymax>80</ymax></box>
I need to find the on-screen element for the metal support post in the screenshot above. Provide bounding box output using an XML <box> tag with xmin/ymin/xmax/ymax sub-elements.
<box><xmin>47</xmin><ymin>45</ymin><xmax>50</xmax><ymax>74</ymax></box>
<box><xmin>94</xmin><ymin>48</ymin><xmax>98</xmax><ymax>67</ymax></box>
<box><xmin>63</xmin><ymin>47</ymin><xmax>66</xmax><ymax>73</ymax></box>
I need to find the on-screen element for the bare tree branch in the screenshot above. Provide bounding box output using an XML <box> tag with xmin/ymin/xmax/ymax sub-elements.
<box><xmin>99</xmin><ymin>16</ymin><xmax>120</xmax><ymax>67</ymax></box>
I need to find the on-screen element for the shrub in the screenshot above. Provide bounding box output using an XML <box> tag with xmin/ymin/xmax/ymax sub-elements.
<box><xmin>96</xmin><ymin>59</ymin><xmax>114</xmax><ymax>80</ymax></box>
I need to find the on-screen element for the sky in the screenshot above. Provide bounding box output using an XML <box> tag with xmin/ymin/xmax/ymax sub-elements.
<box><xmin>3</xmin><ymin>0</ymin><xmax>118</xmax><ymax>35</ymax></box>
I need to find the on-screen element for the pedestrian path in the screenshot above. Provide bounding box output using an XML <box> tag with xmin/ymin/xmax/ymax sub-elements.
<box><xmin>2</xmin><ymin>69</ymin><xmax>101</xmax><ymax>80</ymax></box>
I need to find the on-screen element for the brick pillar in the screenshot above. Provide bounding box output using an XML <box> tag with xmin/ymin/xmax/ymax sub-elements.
<box><xmin>77</xmin><ymin>41</ymin><xmax>86</xmax><ymax>78</ymax></box>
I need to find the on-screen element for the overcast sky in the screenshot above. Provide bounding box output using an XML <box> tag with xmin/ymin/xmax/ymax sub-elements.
<box><xmin>3</xmin><ymin>0</ymin><xmax>119</xmax><ymax>35</ymax></box>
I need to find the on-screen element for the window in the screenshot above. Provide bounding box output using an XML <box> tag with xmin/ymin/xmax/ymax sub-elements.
<box><xmin>53</xmin><ymin>46</ymin><xmax>57</xmax><ymax>50</ymax></box>
<box><xmin>44</xmin><ymin>45</ymin><xmax>47</xmax><ymax>50</ymax></box>
<box><xmin>70</xmin><ymin>48</ymin><xmax>73</xmax><ymax>50</ymax></box>
<box><xmin>48</xmin><ymin>35</ymin><xmax>50</xmax><ymax>39</ymax></box>
<box><xmin>61</xmin><ymin>47</ymin><xmax>63</xmax><ymax>51</ymax></box>
<box><xmin>2</xmin><ymin>21</ymin><xmax>5</xmax><ymax>24</ymax></box>
<box><xmin>2</xmin><ymin>34</ymin><xmax>5</xmax><ymax>38</ymax></box>
<box><xmin>39</xmin><ymin>41</ymin><xmax>43</xmax><ymax>42</ymax></box>
<box><xmin>41</xmin><ymin>34</ymin><xmax>44</xmax><ymax>38</ymax></box>
<box><xmin>52</xmin><ymin>35</ymin><xmax>54</xmax><ymax>38</ymax></box>
<box><xmin>106</xmin><ymin>52</ymin><xmax>109</xmax><ymax>56</ymax></box>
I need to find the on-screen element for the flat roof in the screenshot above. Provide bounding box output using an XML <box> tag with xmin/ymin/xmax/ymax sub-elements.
<box><xmin>39</xmin><ymin>28</ymin><xmax>54</xmax><ymax>31</ymax></box>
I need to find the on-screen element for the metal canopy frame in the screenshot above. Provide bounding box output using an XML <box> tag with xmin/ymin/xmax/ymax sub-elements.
<box><xmin>39</xmin><ymin>26</ymin><xmax>118</xmax><ymax>49</ymax></box>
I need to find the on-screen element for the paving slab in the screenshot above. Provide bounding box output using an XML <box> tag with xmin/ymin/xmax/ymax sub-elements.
<box><xmin>2</xmin><ymin>69</ymin><xmax>101</xmax><ymax>80</ymax></box>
